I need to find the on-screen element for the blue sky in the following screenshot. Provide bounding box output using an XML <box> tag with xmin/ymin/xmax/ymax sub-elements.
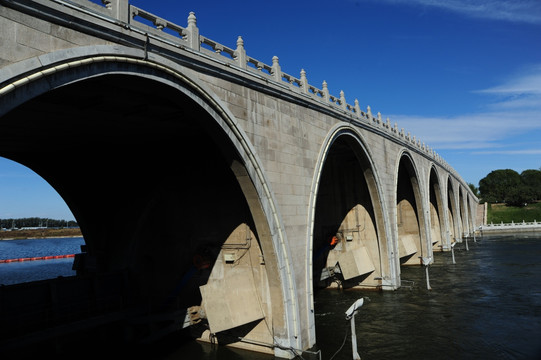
<box><xmin>1</xmin><ymin>0</ymin><xmax>540</xmax><ymax>220</ymax></box>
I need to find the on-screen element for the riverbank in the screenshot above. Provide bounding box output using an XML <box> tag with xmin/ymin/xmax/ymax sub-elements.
<box><xmin>487</xmin><ymin>201</ymin><xmax>541</xmax><ymax>223</ymax></box>
<box><xmin>478</xmin><ymin>221</ymin><xmax>541</xmax><ymax>235</ymax></box>
<box><xmin>0</xmin><ymin>227</ymin><xmax>82</xmax><ymax>240</ymax></box>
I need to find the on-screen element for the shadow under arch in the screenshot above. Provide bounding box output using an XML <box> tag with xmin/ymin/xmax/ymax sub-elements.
<box><xmin>0</xmin><ymin>50</ymin><xmax>298</xmax><ymax>356</ymax></box>
<box><xmin>395</xmin><ymin>152</ymin><xmax>428</xmax><ymax>266</ymax></box>
<box><xmin>447</xmin><ymin>176</ymin><xmax>459</xmax><ymax>244</ymax></box>
<box><xmin>428</xmin><ymin>166</ymin><xmax>445</xmax><ymax>251</ymax></box>
<box><xmin>459</xmin><ymin>186</ymin><xmax>467</xmax><ymax>238</ymax></box>
<box><xmin>466</xmin><ymin>196</ymin><xmax>474</xmax><ymax>235</ymax></box>
<box><xmin>309</xmin><ymin>127</ymin><xmax>390</xmax><ymax>288</ymax></box>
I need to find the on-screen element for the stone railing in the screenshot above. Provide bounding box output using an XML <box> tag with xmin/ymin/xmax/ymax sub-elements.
<box><xmin>127</xmin><ymin>8</ymin><xmax>449</xmax><ymax>160</ymax></box>
<box><xmin>47</xmin><ymin>0</ymin><xmax>470</xmax><ymax>192</ymax></box>
<box><xmin>478</xmin><ymin>221</ymin><xmax>541</xmax><ymax>233</ymax></box>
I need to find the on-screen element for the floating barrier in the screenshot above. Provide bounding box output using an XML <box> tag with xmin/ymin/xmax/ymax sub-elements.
<box><xmin>0</xmin><ymin>254</ymin><xmax>75</xmax><ymax>263</ymax></box>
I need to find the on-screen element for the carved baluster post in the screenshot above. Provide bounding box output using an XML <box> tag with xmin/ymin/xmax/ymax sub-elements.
<box><xmin>300</xmin><ymin>69</ymin><xmax>309</xmax><ymax>94</ymax></box>
<box><xmin>272</xmin><ymin>56</ymin><xmax>282</xmax><ymax>82</ymax></box>
<box><xmin>354</xmin><ymin>99</ymin><xmax>361</xmax><ymax>118</ymax></box>
<box><xmin>102</xmin><ymin>0</ymin><xmax>129</xmax><ymax>23</ymax></box>
<box><xmin>235</xmin><ymin>36</ymin><xmax>247</xmax><ymax>69</ymax></box>
<box><xmin>340</xmin><ymin>90</ymin><xmax>347</xmax><ymax>110</ymax></box>
<box><xmin>186</xmin><ymin>12</ymin><xmax>200</xmax><ymax>50</ymax></box>
<box><xmin>322</xmin><ymin>81</ymin><xmax>329</xmax><ymax>102</ymax></box>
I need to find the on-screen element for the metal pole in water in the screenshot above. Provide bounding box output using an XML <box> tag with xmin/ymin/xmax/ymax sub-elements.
<box><xmin>350</xmin><ymin>314</ymin><xmax>360</xmax><ymax>360</ymax></box>
<box><xmin>451</xmin><ymin>241</ymin><xmax>456</xmax><ymax>264</ymax></box>
<box><xmin>420</xmin><ymin>256</ymin><xmax>432</xmax><ymax>290</ymax></box>
<box><xmin>425</xmin><ymin>266</ymin><xmax>431</xmax><ymax>290</ymax></box>
<box><xmin>345</xmin><ymin>297</ymin><xmax>369</xmax><ymax>360</ymax></box>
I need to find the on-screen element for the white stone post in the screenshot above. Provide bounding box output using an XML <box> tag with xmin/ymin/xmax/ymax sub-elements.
<box><xmin>322</xmin><ymin>81</ymin><xmax>329</xmax><ymax>102</ymax></box>
<box><xmin>272</xmin><ymin>56</ymin><xmax>282</xmax><ymax>82</ymax></box>
<box><xmin>340</xmin><ymin>90</ymin><xmax>347</xmax><ymax>110</ymax></box>
<box><xmin>354</xmin><ymin>99</ymin><xmax>361</xmax><ymax>117</ymax></box>
<box><xmin>300</xmin><ymin>69</ymin><xmax>309</xmax><ymax>94</ymax></box>
<box><xmin>186</xmin><ymin>12</ymin><xmax>200</xmax><ymax>50</ymax></box>
<box><xmin>102</xmin><ymin>0</ymin><xmax>130</xmax><ymax>23</ymax></box>
<box><xmin>235</xmin><ymin>36</ymin><xmax>247</xmax><ymax>69</ymax></box>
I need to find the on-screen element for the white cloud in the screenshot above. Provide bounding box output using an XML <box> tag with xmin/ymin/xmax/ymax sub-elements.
<box><xmin>378</xmin><ymin>0</ymin><xmax>541</xmax><ymax>24</ymax></box>
<box><xmin>472</xmin><ymin>149</ymin><xmax>541</xmax><ymax>155</ymax></box>
<box><xmin>391</xmin><ymin>110</ymin><xmax>541</xmax><ymax>150</ymax></box>
<box><xmin>477</xmin><ymin>64</ymin><xmax>541</xmax><ymax>94</ymax></box>
<box><xmin>389</xmin><ymin>65</ymin><xmax>541</xmax><ymax>151</ymax></box>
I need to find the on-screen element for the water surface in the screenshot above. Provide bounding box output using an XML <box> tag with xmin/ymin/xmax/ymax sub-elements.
<box><xmin>1</xmin><ymin>235</ymin><xmax>540</xmax><ymax>359</ymax></box>
<box><xmin>314</xmin><ymin>235</ymin><xmax>541</xmax><ymax>360</ymax></box>
<box><xmin>0</xmin><ymin>236</ymin><xmax>83</xmax><ymax>285</ymax></box>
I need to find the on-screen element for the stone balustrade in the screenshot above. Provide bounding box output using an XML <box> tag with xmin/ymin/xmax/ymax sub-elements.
<box><xmin>62</xmin><ymin>0</ymin><xmax>464</xmax><ymax>184</ymax></box>
<box><xmin>478</xmin><ymin>220</ymin><xmax>541</xmax><ymax>233</ymax></box>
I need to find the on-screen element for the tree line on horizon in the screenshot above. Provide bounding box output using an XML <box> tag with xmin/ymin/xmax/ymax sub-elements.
<box><xmin>474</xmin><ymin>168</ymin><xmax>541</xmax><ymax>206</ymax></box>
<box><xmin>0</xmin><ymin>217</ymin><xmax>78</xmax><ymax>229</ymax></box>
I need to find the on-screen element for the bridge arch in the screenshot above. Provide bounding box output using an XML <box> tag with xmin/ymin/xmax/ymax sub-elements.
<box><xmin>307</xmin><ymin>124</ymin><xmax>392</xmax><ymax>341</ymax></box>
<box><xmin>459</xmin><ymin>187</ymin><xmax>466</xmax><ymax>238</ymax></box>
<box><xmin>466</xmin><ymin>194</ymin><xmax>477</xmax><ymax>236</ymax></box>
<box><xmin>428</xmin><ymin>165</ymin><xmax>445</xmax><ymax>251</ymax></box>
<box><xmin>395</xmin><ymin>151</ymin><xmax>429</xmax><ymax>265</ymax></box>
<box><xmin>0</xmin><ymin>46</ymin><xmax>300</xmax><ymax>355</ymax></box>
<box><xmin>446</xmin><ymin>176</ymin><xmax>459</xmax><ymax>244</ymax></box>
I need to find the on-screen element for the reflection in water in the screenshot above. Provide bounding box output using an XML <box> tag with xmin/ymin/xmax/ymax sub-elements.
<box><xmin>314</xmin><ymin>235</ymin><xmax>541</xmax><ymax>360</ymax></box>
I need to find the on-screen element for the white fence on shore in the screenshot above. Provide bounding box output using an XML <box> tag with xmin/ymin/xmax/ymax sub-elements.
<box><xmin>478</xmin><ymin>220</ymin><xmax>541</xmax><ymax>233</ymax></box>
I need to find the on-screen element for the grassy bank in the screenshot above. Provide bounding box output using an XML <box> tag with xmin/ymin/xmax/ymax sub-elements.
<box><xmin>0</xmin><ymin>227</ymin><xmax>82</xmax><ymax>240</ymax></box>
<box><xmin>487</xmin><ymin>202</ymin><xmax>541</xmax><ymax>224</ymax></box>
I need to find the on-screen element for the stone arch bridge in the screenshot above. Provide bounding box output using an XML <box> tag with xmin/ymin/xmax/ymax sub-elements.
<box><xmin>0</xmin><ymin>0</ymin><xmax>478</xmax><ymax>358</ymax></box>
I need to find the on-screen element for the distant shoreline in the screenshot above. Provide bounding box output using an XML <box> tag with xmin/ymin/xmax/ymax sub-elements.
<box><xmin>0</xmin><ymin>228</ymin><xmax>82</xmax><ymax>241</ymax></box>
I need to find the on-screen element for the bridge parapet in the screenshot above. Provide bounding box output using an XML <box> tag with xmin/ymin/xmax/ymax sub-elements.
<box><xmin>0</xmin><ymin>0</ymin><xmax>472</xmax><ymax>194</ymax></box>
<box><xmin>479</xmin><ymin>220</ymin><xmax>541</xmax><ymax>234</ymax></box>
<box><xmin>46</xmin><ymin>0</ymin><xmax>466</xmax><ymax>182</ymax></box>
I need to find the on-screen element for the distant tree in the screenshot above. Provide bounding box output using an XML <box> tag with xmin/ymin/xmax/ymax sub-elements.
<box><xmin>521</xmin><ymin>169</ymin><xmax>541</xmax><ymax>201</ymax></box>
<box><xmin>479</xmin><ymin>169</ymin><xmax>521</xmax><ymax>203</ymax></box>
<box><xmin>505</xmin><ymin>185</ymin><xmax>533</xmax><ymax>207</ymax></box>
<box><xmin>468</xmin><ymin>183</ymin><xmax>479</xmax><ymax>197</ymax></box>
<box><xmin>0</xmin><ymin>217</ymin><xmax>77</xmax><ymax>229</ymax></box>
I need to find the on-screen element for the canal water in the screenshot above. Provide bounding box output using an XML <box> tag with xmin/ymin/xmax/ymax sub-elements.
<box><xmin>314</xmin><ymin>234</ymin><xmax>541</xmax><ymax>360</ymax></box>
<box><xmin>1</xmin><ymin>235</ymin><xmax>540</xmax><ymax>359</ymax></box>
<box><xmin>0</xmin><ymin>236</ymin><xmax>84</xmax><ymax>285</ymax></box>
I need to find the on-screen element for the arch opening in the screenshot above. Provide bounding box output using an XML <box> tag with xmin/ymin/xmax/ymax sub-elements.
<box><xmin>459</xmin><ymin>188</ymin><xmax>467</xmax><ymax>238</ymax></box>
<box><xmin>0</xmin><ymin>70</ymin><xmax>281</xmax><ymax>355</ymax></box>
<box><xmin>312</xmin><ymin>134</ymin><xmax>387</xmax><ymax>291</ymax></box>
<box><xmin>429</xmin><ymin>167</ymin><xmax>444</xmax><ymax>252</ymax></box>
<box><xmin>0</xmin><ymin>157</ymin><xmax>81</xmax><ymax>284</ymax></box>
<box><xmin>466</xmin><ymin>196</ymin><xmax>474</xmax><ymax>236</ymax></box>
<box><xmin>396</xmin><ymin>155</ymin><xmax>425</xmax><ymax>266</ymax></box>
<box><xmin>447</xmin><ymin>178</ymin><xmax>457</xmax><ymax>244</ymax></box>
